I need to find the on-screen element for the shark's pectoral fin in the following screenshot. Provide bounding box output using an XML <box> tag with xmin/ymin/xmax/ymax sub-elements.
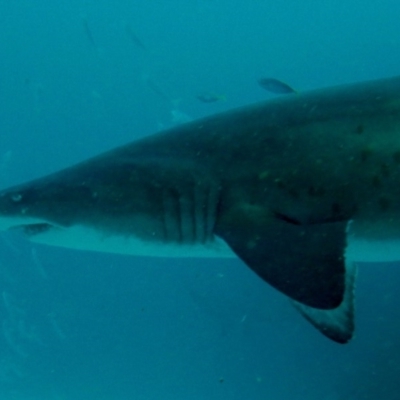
<box><xmin>216</xmin><ymin>205</ymin><xmax>355</xmax><ymax>341</ymax></box>
<box><xmin>292</xmin><ymin>259</ymin><xmax>356</xmax><ymax>343</ymax></box>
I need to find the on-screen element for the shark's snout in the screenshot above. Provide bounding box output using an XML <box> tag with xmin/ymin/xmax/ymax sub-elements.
<box><xmin>0</xmin><ymin>180</ymin><xmax>73</xmax><ymax>232</ymax></box>
<box><xmin>0</xmin><ymin>186</ymin><xmax>54</xmax><ymax>234</ymax></box>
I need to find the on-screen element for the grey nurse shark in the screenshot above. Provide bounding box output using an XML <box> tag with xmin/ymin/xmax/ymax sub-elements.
<box><xmin>1</xmin><ymin>75</ymin><xmax>400</xmax><ymax>344</ymax></box>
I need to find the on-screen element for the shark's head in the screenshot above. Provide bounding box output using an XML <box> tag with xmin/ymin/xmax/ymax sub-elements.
<box><xmin>0</xmin><ymin>172</ymin><xmax>168</xmax><ymax>256</ymax></box>
<box><xmin>0</xmin><ymin>174</ymin><xmax>100</xmax><ymax>239</ymax></box>
<box><xmin>0</xmin><ymin>155</ymin><xmax>170</xmax><ymax>237</ymax></box>
<box><xmin>0</xmin><ymin>163</ymin><xmax>232</xmax><ymax>258</ymax></box>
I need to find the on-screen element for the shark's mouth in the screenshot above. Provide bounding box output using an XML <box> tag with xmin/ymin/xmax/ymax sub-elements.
<box><xmin>11</xmin><ymin>222</ymin><xmax>55</xmax><ymax>237</ymax></box>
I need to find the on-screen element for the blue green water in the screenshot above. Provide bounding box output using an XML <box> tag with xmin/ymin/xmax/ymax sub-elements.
<box><xmin>1</xmin><ymin>1</ymin><xmax>400</xmax><ymax>398</ymax></box>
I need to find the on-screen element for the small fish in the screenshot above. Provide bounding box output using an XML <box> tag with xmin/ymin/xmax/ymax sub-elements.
<box><xmin>82</xmin><ymin>17</ymin><xmax>97</xmax><ymax>49</ymax></box>
<box><xmin>258</xmin><ymin>78</ymin><xmax>297</xmax><ymax>94</ymax></box>
<box><xmin>144</xmin><ymin>76</ymin><xmax>171</xmax><ymax>103</ymax></box>
<box><xmin>196</xmin><ymin>93</ymin><xmax>226</xmax><ymax>103</ymax></box>
<box><xmin>126</xmin><ymin>24</ymin><xmax>147</xmax><ymax>52</ymax></box>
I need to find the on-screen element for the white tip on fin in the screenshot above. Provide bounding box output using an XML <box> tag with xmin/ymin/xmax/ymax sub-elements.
<box><xmin>292</xmin><ymin>260</ymin><xmax>357</xmax><ymax>344</ymax></box>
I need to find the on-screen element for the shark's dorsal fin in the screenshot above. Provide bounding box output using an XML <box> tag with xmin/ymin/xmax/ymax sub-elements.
<box><xmin>215</xmin><ymin>205</ymin><xmax>354</xmax><ymax>341</ymax></box>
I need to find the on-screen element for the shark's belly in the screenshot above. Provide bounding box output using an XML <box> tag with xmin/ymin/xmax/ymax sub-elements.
<box><xmin>27</xmin><ymin>224</ymin><xmax>236</xmax><ymax>258</ymax></box>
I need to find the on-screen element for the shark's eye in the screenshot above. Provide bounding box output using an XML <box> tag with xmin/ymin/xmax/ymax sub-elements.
<box><xmin>11</xmin><ymin>194</ymin><xmax>22</xmax><ymax>202</ymax></box>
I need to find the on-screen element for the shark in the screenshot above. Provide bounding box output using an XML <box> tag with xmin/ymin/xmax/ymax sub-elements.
<box><xmin>1</xmin><ymin>75</ymin><xmax>400</xmax><ymax>343</ymax></box>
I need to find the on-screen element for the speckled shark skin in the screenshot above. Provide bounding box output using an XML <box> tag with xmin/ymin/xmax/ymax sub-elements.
<box><xmin>1</xmin><ymin>75</ymin><xmax>400</xmax><ymax>343</ymax></box>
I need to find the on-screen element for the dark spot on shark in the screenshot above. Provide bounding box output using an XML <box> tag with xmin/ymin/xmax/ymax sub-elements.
<box><xmin>393</xmin><ymin>150</ymin><xmax>400</xmax><ymax>163</ymax></box>
<box><xmin>380</xmin><ymin>162</ymin><xmax>390</xmax><ymax>177</ymax></box>
<box><xmin>378</xmin><ymin>196</ymin><xmax>391</xmax><ymax>211</ymax></box>
<box><xmin>307</xmin><ymin>186</ymin><xmax>325</xmax><ymax>197</ymax></box>
<box><xmin>372</xmin><ymin>174</ymin><xmax>382</xmax><ymax>187</ymax></box>
<box><xmin>360</xmin><ymin>148</ymin><xmax>372</xmax><ymax>163</ymax></box>
<box><xmin>355</xmin><ymin>124</ymin><xmax>364</xmax><ymax>134</ymax></box>
<box><xmin>274</xmin><ymin>178</ymin><xmax>286</xmax><ymax>189</ymax></box>
<box><xmin>331</xmin><ymin>203</ymin><xmax>342</xmax><ymax>217</ymax></box>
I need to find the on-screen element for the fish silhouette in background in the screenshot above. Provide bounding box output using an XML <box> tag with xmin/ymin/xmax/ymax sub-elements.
<box><xmin>125</xmin><ymin>23</ymin><xmax>147</xmax><ymax>52</ymax></box>
<box><xmin>196</xmin><ymin>92</ymin><xmax>226</xmax><ymax>103</ymax></box>
<box><xmin>258</xmin><ymin>77</ymin><xmax>297</xmax><ymax>94</ymax></box>
<box><xmin>81</xmin><ymin>16</ymin><xmax>97</xmax><ymax>49</ymax></box>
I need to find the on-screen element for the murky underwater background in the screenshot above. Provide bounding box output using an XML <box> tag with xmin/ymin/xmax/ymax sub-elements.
<box><xmin>0</xmin><ymin>1</ymin><xmax>400</xmax><ymax>398</ymax></box>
